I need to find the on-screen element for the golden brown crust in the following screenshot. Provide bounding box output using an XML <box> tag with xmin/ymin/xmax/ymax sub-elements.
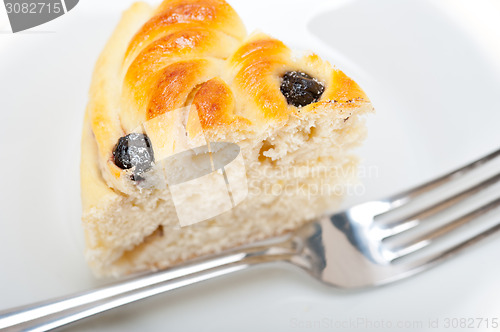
<box><xmin>229</xmin><ymin>36</ymin><xmax>291</xmax><ymax>123</ymax></box>
<box><xmin>191</xmin><ymin>77</ymin><xmax>237</xmax><ymax>127</ymax></box>
<box><xmin>148</xmin><ymin>59</ymin><xmax>211</xmax><ymax>119</ymax></box>
<box><xmin>125</xmin><ymin>0</ymin><xmax>246</xmax><ymax>63</ymax></box>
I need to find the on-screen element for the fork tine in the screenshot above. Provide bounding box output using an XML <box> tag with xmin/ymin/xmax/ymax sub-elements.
<box><xmin>378</xmin><ymin>172</ymin><xmax>500</xmax><ymax>238</ymax></box>
<box><xmin>384</xmin><ymin>148</ymin><xmax>500</xmax><ymax>209</ymax></box>
<box><xmin>388</xmin><ymin>196</ymin><xmax>500</xmax><ymax>261</ymax></box>
<box><xmin>403</xmin><ymin>216</ymin><xmax>500</xmax><ymax>275</ymax></box>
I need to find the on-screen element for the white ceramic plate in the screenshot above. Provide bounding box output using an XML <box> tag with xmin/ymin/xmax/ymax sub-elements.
<box><xmin>1</xmin><ymin>0</ymin><xmax>500</xmax><ymax>331</ymax></box>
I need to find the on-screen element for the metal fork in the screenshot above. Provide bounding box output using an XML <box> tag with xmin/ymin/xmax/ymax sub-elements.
<box><xmin>2</xmin><ymin>149</ymin><xmax>500</xmax><ymax>332</ymax></box>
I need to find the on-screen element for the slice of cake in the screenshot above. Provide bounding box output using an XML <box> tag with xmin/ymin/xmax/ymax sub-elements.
<box><xmin>81</xmin><ymin>0</ymin><xmax>373</xmax><ymax>277</ymax></box>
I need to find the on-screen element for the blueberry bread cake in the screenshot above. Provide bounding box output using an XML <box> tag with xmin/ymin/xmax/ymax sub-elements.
<box><xmin>81</xmin><ymin>0</ymin><xmax>373</xmax><ymax>277</ymax></box>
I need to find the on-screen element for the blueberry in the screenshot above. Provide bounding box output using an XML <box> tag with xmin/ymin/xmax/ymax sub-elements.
<box><xmin>113</xmin><ymin>133</ymin><xmax>154</xmax><ymax>179</ymax></box>
<box><xmin>280</xmin><ymin>71</ymin><xmax>325</xmax><ymax>107</ymax></box>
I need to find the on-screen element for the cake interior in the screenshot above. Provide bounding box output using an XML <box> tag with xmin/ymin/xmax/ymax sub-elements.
<box><xmin>82</xmin><ymin>101</ymin><xmax>369</xmax><ymax>277</ymax></box>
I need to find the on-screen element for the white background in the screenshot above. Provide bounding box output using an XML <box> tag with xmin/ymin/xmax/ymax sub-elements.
<box><xmin>1</xmin><ymin>0</ymin><xmax>500</xmax><ymax>331</ymax></box>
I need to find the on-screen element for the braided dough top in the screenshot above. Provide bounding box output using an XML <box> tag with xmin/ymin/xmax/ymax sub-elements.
<box><xmin>85</xmin><ymin>0</ymin><xmax>370</xmax><ymax>197</ymax></box>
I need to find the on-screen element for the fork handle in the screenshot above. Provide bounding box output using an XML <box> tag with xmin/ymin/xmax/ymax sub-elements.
<box><xmin>0</xmin><ymin>237</ymin><xmax>296</xmax><ymax>332</ymax></box>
